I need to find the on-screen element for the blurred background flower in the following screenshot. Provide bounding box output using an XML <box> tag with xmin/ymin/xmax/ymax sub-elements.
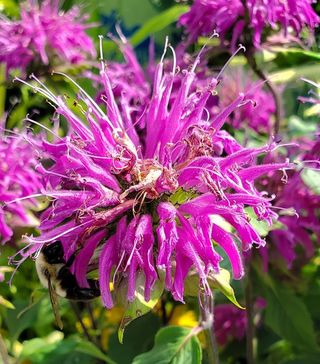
<box><xmin>0</xmin><ymin>128</ymin><xmax>42</xmax><ymax>244</ymax></box>
<box><xmin>179</xmin><ymin>0</ymin><xmax>319</xmax><ymax>49</ymax></box>
<box><xmin>0</xmin><ymin>0</ymin><xmax>96</xmax><ymax>77</ymax></box>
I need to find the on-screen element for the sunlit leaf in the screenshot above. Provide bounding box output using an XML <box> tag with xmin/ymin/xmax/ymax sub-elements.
<box><xmin>132</xmin><ymin>326</ymin><xmax>202</xmax><ymax>364</ymax></box>
<box><xmin>301</xmin><ymin>169</ymin><xmax>320</xmax><ymax>195</ymax></box>
<box><xmin>209</xmin><ymin>269</ymin><xmax>244</xmax><ymax>309</ymax></box>
<box><xmin>118</xmin><ymin>273</ymin><xmax>164</xmax><ymax>343</ymax></box>
<box><xmin>269</xmin><ymin>47</ymin><xmax>320</xmax><ymax>69</ymax></box>
<box><xmin>245</xmin><ymin>207</ymin><xmax>284</xmax><ymax>237</ymax></box>
<box><xmin>0</xmin><ymin>0</ymin><xmax>18</xmax><ymax>16</ymax></box>
<box><xmin>184</xmin><ymin>268</ymin><xmax>244</xmax><ymax>309</ymax></box>
<box><xmin>169</xmin><ymin>188</ymin><xmax>198</xmax><ymax>205</ymax></box>
<box><xmin>0</xmin><ymin>295</ymin><xmax>15</xmax><ymax>309</ymax></box>
<box><xmin>271</xmin><ymin>64</ymin><xmax>320</xmax><ymax>84</ymax></box>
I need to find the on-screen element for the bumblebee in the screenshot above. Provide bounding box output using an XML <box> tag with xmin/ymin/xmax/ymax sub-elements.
<box><xmin>35</xmin><ymin>241</ymin><xmax>100</xmax><ymax>329</ymax></box>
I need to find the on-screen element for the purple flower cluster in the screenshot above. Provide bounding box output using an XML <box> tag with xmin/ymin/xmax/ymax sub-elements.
<box><xmin>214</xmin><ymin>298</ymin><xmax>266</xmax><ymax>346</ymax></box>
<box><xmin>0</xmin><ymin>0</ymin><xmax>96</xmax><ymax>75</ymax></box>
<box><xmin>0</xmin><ymin>130</ymin><xmax>42</xmax><ymax>244</ymax></box>
<box><xmin>179</xmin><ymin>0</ymin><xmax>319</xmax><ymax>49</ymax></box>
<box><xmin>219</xmin><ymin>70</ymin><xmax>275</xmax><ymax>133</ymax></box>
<box><xmin>20</xmin><ymin>43</ymin><xmax>289</xmax><ymax>308</ymax></box>
<box><xmin>259</xmin><ymin>137</ymin><xmax>320</xmax><ymax>268</ymax></box>
<box><xmin>214</xmin><ymin>303</ymin><xmax>247</xmax><ymax>346</ymax></box>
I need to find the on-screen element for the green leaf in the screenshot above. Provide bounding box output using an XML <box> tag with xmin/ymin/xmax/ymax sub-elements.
<box><xmin>169</xmin><ymin>188</ymin><xmax>198</xmax><ymax>205</ymax></box>
<box><xmin>209</xmin><ymin>269</ymin><xmax>244</xmax><ymax>309</ymax></box>
<box><xmin>74</xmin><ymin>339</ymin><xmax>116</xmax><ymax>364</ymax></box>
<box><xmin>132</xmin><ymin>326</ymin><xmax>202</xmax><ymax>364</ymax></box>
<box><xmin>0</xmin><ymin>295</ymin><xmax>15</xmax><ymax>309</ymax></box>
<box><xmin>18</xmin><ymin>334</ymin><xmax>115</xmax><ymax>364</ymax></box>
<box><xmin>184</xmin><ymin>269</ymin><xmax>244</xmax><ymax>309</ymax></box>
<box><xmin>269</xmin><ymin>47</ymin><xmax>320</xmax><ymax>69</ymax></box>
<box><xmin>300</xmin><ymin>169</ymin><xmax>320</xmax><ymax>195</ymax></box>
<box><xmin>287</xmin><ymin>116</ymin><xmax>317</xmax><ymax>136</ymax></box>
<box><xmin>245</xmin><ymin>207</ymin><xmax>284</xmax><ymax>236</ymax></box>
<box><xmin>245</xmin><ymin>207</ymin><xmax>270</xmax><ymax>237</ymax></box>
<box><xmin>109</xmin><ymin>313</ymin><xmax>161</xmax><ymax>364</ymax></box>
<box><xmin>271</xmin><ymin>64</ymin><xmax>320</xmax><ymax>84</ymax></box>
<box><xmin>0</xmin><ymin>0</ymin><xmax>19</xmax><ymax>16</ymax></box>
<box><xmin>118</xmin><ymin>272</ymin><xmax>164</xmax><ymax>343</ymax></box>
<box><xmin>264</xmin><ymin>280</ymin><xmax>318</xmax><ymax>351</ymax></box>
<box><xmin>130</xmin><ymin>5</ymin><xmax>189</xmax><ymax>46</ymax></box>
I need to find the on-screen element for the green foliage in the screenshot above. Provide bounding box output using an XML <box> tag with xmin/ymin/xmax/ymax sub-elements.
<box><xmin>108</xmin><ymin>313</ymin><xmax>161</xmax><ymax>364</ymax></box>
<box><xmin>118</xmin><ymin>273</ymin><xmax>164</xmax><ymax>343</ymax></box>
<box><xmin>184</xmin><ymin>268</ymin><xmax>244</xmax><ymax>308</ymax></box>
<box><xmin>17</xmin><ymin>334</ymin><xmax>114</xmax><ymax>364</ymax></box>
<box><xmin>0</xmin><ymin>0</ymin><xmax>18</xmax><ymax>16</ymax></box>
<box><xmin>280</xmin><ymin>354</ymin><xmax>320</xmax><ymax>364</ymax></box>
<box><xmin>132</xmin><ymin>326</ymin><xmax>202</xmax><ymax>364</ymax></box>
<box><xmin>270</xmin><ymin>47</ymin><xmax>320</xmax><ymax>69</ymax></box>
<box><xmin>262</xmin><ymin>277</ymin><xmax>318</xmax><ymax>351</ymax></box>
<box><xmin>130</xmin><ymin>4</ymin><xmax>189</xmax><ymax>46</ymax></box>
<box><xmin>300</xmin><ymin>169</ymin><xmax>320</xmax><ymax>195</ymax></box>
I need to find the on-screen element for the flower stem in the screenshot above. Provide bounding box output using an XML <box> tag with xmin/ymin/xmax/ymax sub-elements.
<box><xmin>240</xmin><ymin>0</ymin><xmax>282</xmax><ymax>139</ymax></box>
<box><xmin>245</xmin><ymin>264</ymin><xmax>256</xmax><ymax>364</ymax></box>
<box><xmin>204</xmin><ymin>327</ymin><xmax>219</xmax><ymax>364</ymax></box>
<box><xmin>199</xmin><ymin>292</ymin><xmax>219</xmax><ymax>364</ymax></box>
<box><xmin>0</xmin><ymin>332</ymin><xmax>9</xmax><ymax>364</ymax></box>
<box><xmin>245</xmin><ymin>52</ymin><xmax>282</xmax><ymax>138</ymax></box>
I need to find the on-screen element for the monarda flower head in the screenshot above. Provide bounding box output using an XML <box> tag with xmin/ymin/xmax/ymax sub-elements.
<box><xmin>258</xmin><ymin>135</ymin><xmax>320</xmax><ymax>269</ymax></box>
<box><xmin>17</xmin><ymin>40</ymin><xmax>290</xmax><ymax>311</ymax></box>
<box><xmin>0</xmin><ymin>129</ymin><xmax>42</xmax><ymax>244</ymax></box>
<box><xmin>0</xmin><ymin>0</ymin><xmax>96</xmax><ymax>75</ymax></box>
<box><xmin>179</xmin><ymin>0</ymin><xmax>319</xmax><ymax>49</ymax></box>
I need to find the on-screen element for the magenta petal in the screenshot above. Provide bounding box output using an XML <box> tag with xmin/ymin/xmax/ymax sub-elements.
<box><xmin>211</xmin><ymin>224</ymin><xmax>244</xmax><ymax>280</ymax></box>
<box><xmin>99</xmin><ymin>235</ymin><xmax>117</xmax><ymax>309</ymax></box>
<box><xmin>172</xmin><ymin>247</ymin><xmax>192</xmax><ymax>302</ymax></box>
<box><xmin>137</xmin><ymin>215</ymin><xmax>157</xmax><ymax>301</ymax></box>
<box><xmin>156</xmin><ymin>202</ymin><xmax>178</xmax><ymax>289</ymax></box>
<box><xmin>73</xmin><ymin>229</ymin><xmax>106</xmax><ymax>288</ymax></box>
<box><xmin>0</xmin><ymin>209</ymin><xmax>13</xmax><ymax>244</ymax></box>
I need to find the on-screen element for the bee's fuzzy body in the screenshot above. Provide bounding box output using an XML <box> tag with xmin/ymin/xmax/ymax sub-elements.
<box><xmin>35</xmin><ymin>241</ymin><xmax>100</xmax><ymax>300</ymax></box>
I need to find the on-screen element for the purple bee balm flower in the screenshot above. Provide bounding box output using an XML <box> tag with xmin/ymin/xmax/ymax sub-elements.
<box><xmin>214</xmin><ymin>303</ymin><xmax>247</xmax><ymax>346</ymax></box>
<box><xmin>0</xmin><ymin>129</ymin><xmax>42</xmax><ymax>244</ymax></box>
<box><xmin>0</xmin><ymin>0</ymin><xmax>96</xmax><ymax>75</ymax></box>
<box><xmin>214</xmin><ymin>298</ymin><xmax>266</xmax><ymax>346</ymax></box>
<box><xmin>179</xmin><ymin>0</ymin><xmax>319</xmax><ymax>49</ymax></box>
<box><xmin>258</xmin><ymin>136</ymin><xmax>320</xmax><ymax>269</ymax></box>
<box><xmin>219</xmin><ymin>69</ymin><xmax>275</xmax><ymax>133</ymax></box>
<box><xmin>18</xmin><ymin>41</ymin><xmax>289</xmax><ymax>308</ymax></box>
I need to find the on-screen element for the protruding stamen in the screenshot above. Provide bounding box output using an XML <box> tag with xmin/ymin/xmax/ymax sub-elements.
<box><xmin>216</xmin><ymin>44</ymin><xmax>246</xmax><ymax>81</ymax></box>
